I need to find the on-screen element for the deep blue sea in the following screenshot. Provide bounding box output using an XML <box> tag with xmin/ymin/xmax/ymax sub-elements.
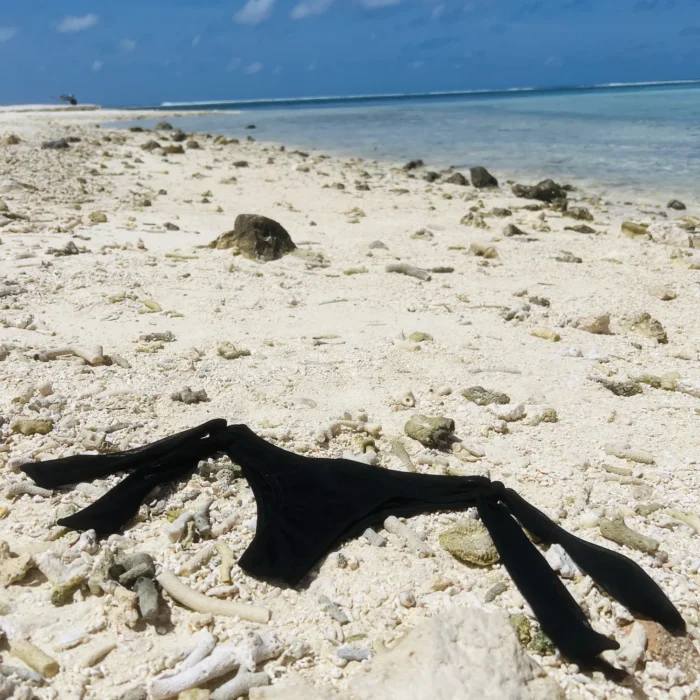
<box><xmin>114</xmin><ymin>82</ymin><xmax>700</xmax><ymax>202</ymax></box>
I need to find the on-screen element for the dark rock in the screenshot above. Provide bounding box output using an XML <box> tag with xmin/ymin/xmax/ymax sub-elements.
<box><xmin>246</xmin><ymin>136</ymin><xmax>255</xmax><ymax>142</ymax></box>
<box><xmin>595</xmin><ymin>379</ymin><xmax>643</xmax><ymax>397</ymax></box>
<box><xmin>171</xmin><ymin>387</ymin><xmax>209</xmax><ymax>404</ymax></box>
<box><xmin>562</xmin><ymin>184</ymin><xmax>576</xmax><ymax>192</ymax></box>
<box><xmin>41</xmin><ymin>138</ymin><xmax>70</xmax><ymax>150</ymax></box>
<box><xmin>529</xmin><ymin>296</ymin><xmax>550</xmax><ymax>307</ymax></box>
<box><xmin>156</xmin><ymin>121</ymin><xmax>173</xmax><ymax>131</ymax></box>
<box><xmin>486</xmin><ymin>208</ymin><xmax>512</xmax><ymax>218</ymax></box>
<box><xmin>46</xmin><ymin>241</ymin><xmax>81</xmax><ymax>257</ymax></box>
<box><xmin>356</xmin><ymin>182</ymin><xmax>370</xmax><ymax>191</ymax></box>
<box><xmin>564</xmin><ymin>206</ymin><xmax>593</xmax><ymax>221</ymax></box>
<box><xmin>186</xmin><ymin>140</ymin><xmax>201</xmax><ymax>149</ymax></box>
<box><xmin>163</xmin><ymin>145</ymin><xmax>184</xmax><ymax>155</ymax></box>
<box><xmin>211</xmin><ymin>214</ymin><xmax>296</xmax><ymax>262</ymax></box>
<box><xmin>512</xmin><ymin>179</ymin><xmax>566</xmax><ymax>203</ymax></box>
<box><xmin>423</xmin><ymin>171</ymin><xmax>440</xmax><ymax>183</ymax></box>
<box><xmin>164</xmin><ymin>222</ymin><xmax>180</xmax><ymax>231</ymax></box>
<box><xmin>171</xmin><ymin>131</ymin><xmax>187</xmax><ymax>142</ymax></box>
<box><xmin>246</xmin><ymin>124</ymin><xmax>257</xmax><ymax>129</ymax></box>
<box><xmin>667</xmin><ymin>199</ymin><xmax>686</xmax><ymax>211</ymax></box>
<box><xmin>403</xmin><ymin>159</ymin><xmax>424</xmax><ymax>171</ymax></box>
<box><xmin>129</xmin><ymin>126</ymin><xmax>144</xmax><ymax>133</ymax></box>
<box><xmin>444</xmin><ymin>172</ymin><xmax>470</xmax><ymax>186</ymax></box>
<box><xmin>233</xmin><ymin>160</ymin><xmax>249</xmax><ymax>168</ymax></box>
<box><xmin>503</xmin><ymin>224</ymin><xmax>527</xmax><ymax>237</ymax></box>
<box><xmin>469</xmin><ymin>166</ymin><xmax>499</xmax><ymax>188</ymax></box>
<box><xmin>462</xmin><ymin>386</ymin><xmax>510</xmax><ymax>406</ymax></box>
<box><xmin>565</xmin><ymin>224</ymin><xmax>596</xmax><ymax>234</ymax></box>
<box><xmin>550</xmin><ymin>198</ymin><xmax>568</xmax><ymax>213</ymax></box>
<box><xmin>141</xmin><ymin>140</ymin><xmax>161</xmax><ymax>151</ymax></box>
<box><xmin>66</xmin><ymin>136</ymin><xmax>82</xmax><ymax>143</ymax></box>
<box><xmin>554</xmin><ymin>250</ymin><xmax>582</xmax><ymax>263</ymax></box>
<box><xmin>3</xmin><ymin>134</ymin><xmax>21</xmax><ymax>145</ymax></box>
<box><xmin>404</xmin><ymin>414</ymin><xmax>455</xmax><ymax>448</ymax></box>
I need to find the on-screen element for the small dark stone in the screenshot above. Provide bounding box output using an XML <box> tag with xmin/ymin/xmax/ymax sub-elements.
<box><xmin>554</xmin><ymin>250</ymin><xmax>582</xmax><ymax>263</ymax></box>
<box><xmin>66</xmin><ymin>136</ymin><xmax>82</xmax><ymax>143</ymax></box>
<box><xmin>187</xmin><ymin>140</ymin><xmax>201</xmax><ymax>149</ymax></box>
<box><xmin>529</xmin><ymin>296</ymin><xmax>550</xmax><ymax>307</ymax></box>
<box><xmin>155</xmin><ymin>121</ymin><xmax>173</xmax><ymax>131</ymax></box>
<box><xmin>444</xmin><ymin>172</ymin><xmax>470</xmax><ymax>186</ymax></box>
<box><xmin>565</xmin><ymin>224</ymin><xmax>596</xmax><ymax>234</ymax></box>
<box><xmin>164</xmin><ymin>222</ymin><xmax>180</xmax><ymax>231</ymax></box>
<box><xmin>171</xmin><ymin>130</ymin><xmax>187</xmax><ymax>142</ymax></box>
<box><xmin>469</xmin><ymin>166</ymin><xmax>499</xmax><ymax>188</ymax></box>
<box><xmin>141</xmin><ymin>140</ymin><xmax>161</xmax><ymax>151</ymax></box>
<box><xmin>595</xmin><ymin>378</ymin><xmax>644</xmax><ymax>397</ymax></box>
<box><xmin>41</xmin><ymin>138</ymin><xmax>70</xmax><ymax>150</ymax></box>
<box><xmin>667</xmin><ymin>199</ymin><xmax>686</xmax><ymax>211</ymax></box>
<box><xmin>233</xmin><ymin>160</ymin><xmax>249</xmax><ymax>168</ymax></box>
<box><xmin>129</xmin><ymin>126</ymin><xmax>144</xmax><ymax>133</ymax></box>
<box><xmin>356</xmin><ymin>182</ymin><xmax>370</xmax><ymax>191</ymax></box>
<box><xmin>163</xmin><ymin>145</ymin><xmax>184</xmax><ymax>155</ymax></box>
<box><xmin>423</xmin><ymin>171</ymin><xmax>440</xmax><ymax>183</ymax></box>
<box><xmin>403</xmin><ymin>159</ymin><xmax>424</xmax><ymax>171</ymax></box>
<box><xmin>564</xmin><ymin>206</ymin><xmax>593</xmax><ymax>221</ymax></box>
<box><xmin>246</xmin><ymin>124</ymin><xmax>257</xmax><ymax>129</ymax></box>
<box><xmin>462</xmin><ymin>386</ymin><xmax>510</xmax><ymax>406</ymax></box>
<box><xmin>171</xmin><ymin>387</ymin><xmax>209</xmax><ymax>404</ymax></box>
<box><xmin>503</xmin><ymin>224</ymin><xmax>527</xmax><ymax>237</ymax></box>
<box><xmin>550</xmin><ymin>198</ymin><xmax>568</xmax><ymax>213</ymax></box>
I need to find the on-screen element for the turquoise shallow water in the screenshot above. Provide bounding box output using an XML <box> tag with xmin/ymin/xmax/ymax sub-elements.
<box><xmin>114</xmin><ymin>83</ymin><xmax>700</xmax><ymax>203</ymax></box>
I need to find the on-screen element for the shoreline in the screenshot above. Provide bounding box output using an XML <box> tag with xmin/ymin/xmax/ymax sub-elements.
<box><xmin>100</xmin><ymin>109</ymin><xmax>700</xmax><ymax>209</ymax></box>
<box><xmin>1</xmin><ymin>109</ymin><xmax>699</xmax><ymax>700</ymax></box>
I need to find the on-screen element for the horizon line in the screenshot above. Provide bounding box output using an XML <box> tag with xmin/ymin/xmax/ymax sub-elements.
<box><xmin>155</xmin><ymin>78</ymin><xmax>700</xmax><ymax>109</ymax></box>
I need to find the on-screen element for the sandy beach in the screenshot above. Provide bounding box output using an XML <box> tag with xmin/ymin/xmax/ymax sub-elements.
<box><xmin>1</xmin><ymin>108</ymin><xmax>699</xmax><ymax>700</ymax></box>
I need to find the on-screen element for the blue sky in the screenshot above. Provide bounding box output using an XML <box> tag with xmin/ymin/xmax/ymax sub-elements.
<box><xmin>1</xmin><ymin>0</ymin><xmax>699</xmax><ymax>106</ymax></box>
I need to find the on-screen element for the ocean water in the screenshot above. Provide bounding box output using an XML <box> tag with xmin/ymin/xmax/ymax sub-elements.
<box><xmin>116</xmin><ymin>83</ymin><xmax>700</xmax><ymax>202</ymax></box>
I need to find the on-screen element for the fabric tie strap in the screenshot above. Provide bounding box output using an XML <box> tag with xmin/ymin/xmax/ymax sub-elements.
<box><xmin>20</xmin><ymin>420</ymin><xmax>685</xmax><ymax>663</ymax></box>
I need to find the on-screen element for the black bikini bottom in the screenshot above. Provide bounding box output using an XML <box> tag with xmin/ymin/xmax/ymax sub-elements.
<box><xmin>21</xmin><ymin>419</ymin><xmax>685</xmax><ymax>663</ymax></box>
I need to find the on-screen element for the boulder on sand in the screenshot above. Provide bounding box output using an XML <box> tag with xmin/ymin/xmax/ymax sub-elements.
<box><xmin>210</xmin><ymin>214</ymin><xmax>296</xmax><ymax>262</ymax></box>
<box><xmin>469</xmin><ymin>166</ymin><xmax>499</xmax><ymax>188</ymax></box>
<box><xmin>512</xmin><ymin>179</ymin><xmax>566</xmax><ymax>203</ymax></box>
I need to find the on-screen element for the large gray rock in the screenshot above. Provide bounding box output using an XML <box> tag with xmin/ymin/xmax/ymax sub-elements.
<box><xmin>211</xmin><ymin>214</ymin><xmax>296</xmax><ymax>262</ymax></box>
<box><xmin>251</xmin><ymin>610</ymin><xmax>562</xmax><ymax>700</ymax></box>
<box><xmin>351</xmin><ymin>609</ymin><xmax>562</xmax><ymax>700</ymax></box>
<box><xmin>469</xmin><ymin>166</ymin><xmax>499</xmax><ymax>188</ymax></box>
<box><xmin>512</xmin><ymin>179</ymin><xmax>566</xmax><ymax>203</ymax></box>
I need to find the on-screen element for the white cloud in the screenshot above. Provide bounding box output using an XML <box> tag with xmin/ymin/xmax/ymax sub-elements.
<box><xmin>291</xmin><ymin>0</ymin><xmax>335</xmax><ymax>19</ymax></box>
<box><xmin>226</xmin><ymin>57</ymin><xmax>242</xmax><ymax>72</ymax></box>
<box><xmin>0</xmin><ymin>27</ymin><xmax>18</xmax><ymax>43</ymax></box>
<box><xmin>245</xmin><ymin>61</ymin><xmax>264</xmax><ymax>74</ymax></box>
<box><xmin>120</xmin><ymin>38</ymin><xmax>136</xmax><ymax>51</ymax></box>
<box><xmin>58</xmin><ymin>14</ymin><xmax>99</xmax><ymax>33</ymax></box>
<box><xmin>234</xmin><ymin>0</ymin><xmax>275</xmax><ymax>25</ymax></box>
<box><xmin>92</xmin><ymin>60</ymin><xmax>103</xmax><ymax>72</ymax></box>
<box><xmin>192</xmin><ymin>35</ymin><xmax>201</xmax><ymax>47</ymax></box>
